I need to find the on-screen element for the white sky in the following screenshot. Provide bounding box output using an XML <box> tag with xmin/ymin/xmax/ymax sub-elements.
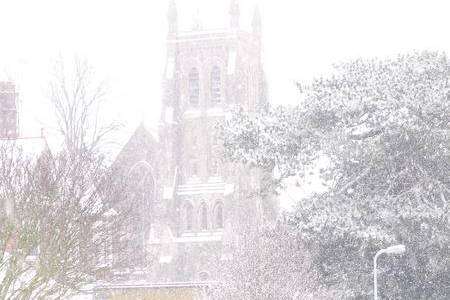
<box><xmin>1</xmin><ymin>0</ymin><xmax>449</xmax><ymax>149</ymax></box>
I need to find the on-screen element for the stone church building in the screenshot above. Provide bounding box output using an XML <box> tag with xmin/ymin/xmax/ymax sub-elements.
<box><xmin>107</xmin><ymin>0</ymin><xmax>271</xmax><ymax>294</ymax></box>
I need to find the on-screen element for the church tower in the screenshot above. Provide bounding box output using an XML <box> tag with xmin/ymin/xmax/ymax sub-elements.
<box><xmin>161</xmin><ymin>0</ymin><xmax>266</xmax><ymax>185</ymax></box>
<box><xmin>154</xmin><ymin>0</ymin><xmax>268</xmax><ymax>282</ymax></box>
<box><xmin>111</xmin><ymin>0</ymin><xmax>270</xmax><ymax>287</ymax></box>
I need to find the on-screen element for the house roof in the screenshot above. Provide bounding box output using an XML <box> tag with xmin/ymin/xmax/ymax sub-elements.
<box><xmin>0</xmin><ymin>136</ymin><xmax>49</xmax><ymax>160</ymax></box>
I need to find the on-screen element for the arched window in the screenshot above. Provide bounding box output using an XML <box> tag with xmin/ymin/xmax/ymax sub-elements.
<box><xmin>190</xmin><ymin>160</ymin><xmax>199</xmax><ymax>177</ymax></box>
<box><xmin>210</xmin><ymin>159</ymin><xmax>219</xmax><ymax>177</ymax></box>
<box><xmin>185</xmin><ymin>202</ymin><xmax>194</xmax><ymax>231</ymax></box>
<box><xmin>189</xmin><ymin>68</ymin><xmax>199</xmax><ymax>106</ymax></box>
<box><xmin>192</xmin><ymin>134</ymin><xmax>198</xmax><ymax>150</ymax></box>
<box><xmin>211</xmin><ymin>131</ymin><xmax>218</xmax><ymax>146</ymax></box>
<box><xmin>128</xmin><ymin>161</ymin><xmax>155</xmax><ymax>207</ymax></box>
<box><xmin>214</xmin><ymin>202</ymin><xmax>224</xmax><ymax>229</ymax></box>
<box><xmin>199</xmin><ymin>271</ymin><xmax>210</xmax><ymax>281</ymax></box>
<box><xmin>199</xmin><ymin>203</ymin><xmax>208</xmax><ymax>230</ymax></box>
<box><xmin>210</xmin><ymin>66</ymin><xmax>221</xmax><ymax>104</ymax></box>
<box><xmin>126</xmin><ymin>161</ymin><xmax>155</xmax><ymax>266</ymax></box>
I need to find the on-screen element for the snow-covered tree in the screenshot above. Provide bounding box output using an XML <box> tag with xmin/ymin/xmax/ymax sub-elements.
<box><xmin>222</xmin><ymin>51</ymin><xmax>450</xmax><ymax>298</ymax></box>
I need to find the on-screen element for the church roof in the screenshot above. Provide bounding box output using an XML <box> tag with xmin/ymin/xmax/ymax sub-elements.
<box><xmin>136</xmin><ymin>121</ymin><xmax>159</xmax><ymax>143</ymax></box>
<box><xmin>111</xmin><ymin>121</ymin><xmax>160</xmax><ymax>170</ymax></box>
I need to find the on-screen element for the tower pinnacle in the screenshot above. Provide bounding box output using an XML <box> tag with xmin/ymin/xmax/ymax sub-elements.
<box><xmin>167</xmin><ymin>0</ymin><xmax>178</xmax><ymax>35</ymax></box>
<box><xmin>192</xmin><ymin>8</ymin><xmax>203</xmax><ymax>31</ymax></box>
<box><xmin>229</xmin><ymin>0</ymin><xmax>240</xmax><ymax>29</ymax></box>
<box><xmin>252</xmin><ymin>5</ymin><xmax>262</xmax><ymax>36</ymax></box>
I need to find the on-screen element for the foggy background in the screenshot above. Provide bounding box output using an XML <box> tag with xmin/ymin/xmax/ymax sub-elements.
<box><xmin>0</xmin><ymin>0</ymin><xmax>449</xmax><ymax>149</ymax></box>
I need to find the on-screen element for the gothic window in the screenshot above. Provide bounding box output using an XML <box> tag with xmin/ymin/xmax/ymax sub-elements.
<box><xmin>199</xmin><ymin>271</ymin><xmax>210</xmax><ymax>281</ymax></box>
<box><xmin>185</xmin><ymin>202</ymin><xmax>194</xmax><ymax>231</ymax></box>
<box><xmin>6</xmin><ymin>114</ymin><xmax>16</xmax><ymax>137</ymax></box>
<box><xmin>192</xmin><ymin>135</ymin><xmax>198</xmax><ymax>149</ymax></box>
<box><xmin>199</xmin><ymin>203</ymin><xmax>208</xmax><ymax>230</ymax></box>
<box><xmin>0</xmin><ymin>112</ymin><xmax>15</xmax><ymax>138</ymax></box>
<box><xmin>210</xmin><ymin>159</ymin><xmax>219</xmax><ymax>177</ymax></box>
<box><xmin>125</xmin><ymin>161</ymin><xmax>155</xmax><ymax>266</ymax></box>
<box><xmin>210</xmin><ymin>66</ymin><xmax>221</xmax><ymax>104</ymax></box>
<box><xmin>128</xmin><ymin>162</ymin><xmax>155</xmax><ymax>207</ymax></box>
<box><xmin>190</xmin><ymin>160</ymin><xmax>199</xmax><ymax>177</ymax></box>
<box><xmin>214</xmin><ymin>202</ymin><xmax>224</xmax><ymax>229</ymax></box>
<box><xmin>211</xmin><ymin>128</ymin><xmax>223</xmax><ymax>150</ymax></box>
<box><xmin>211</xmin><ymin>132</ymin><xmax>218</xmax><ymax>146</ymax></box>
<box><xmin>100</xmin><ymin>229</ymin><xmax>112</xmax><ymax>266</ymax></box>
<box><xmin>189</xmin><ymin>68</ymin><xmax>199</xmax><ymax>106</ymax></box>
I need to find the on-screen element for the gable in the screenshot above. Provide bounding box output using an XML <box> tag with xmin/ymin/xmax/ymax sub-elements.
<box><xmin>112</xmin><ymin>124</ymin><xmax>162</xmax><ymax>173</ymax></box>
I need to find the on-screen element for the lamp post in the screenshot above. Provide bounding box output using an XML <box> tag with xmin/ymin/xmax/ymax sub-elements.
<box><xmin>373</xmin><ymin>244</ymin><xmax>405</xmax><ymax>300</ymax></box>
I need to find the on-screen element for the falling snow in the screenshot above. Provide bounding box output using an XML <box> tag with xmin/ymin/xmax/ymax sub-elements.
<box><xmin>0</xmin><ymin>1</ymin><xmax>449</xmax><ymax>299</ymax></box>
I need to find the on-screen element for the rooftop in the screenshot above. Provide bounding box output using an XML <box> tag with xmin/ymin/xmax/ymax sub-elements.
<box><xmin>0</xmin><ymin>136</ymin><xmax>49</xmax><ymax>159</ymax></box>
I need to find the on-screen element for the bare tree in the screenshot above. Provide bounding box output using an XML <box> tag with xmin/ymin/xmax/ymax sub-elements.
<box><xmin>0</xmin><ymin>57</ymin><xmax>132</xmax><ymax>298</ymax></box>
<box><xmin>0</xmin><ymin>143</ymin><xmax>131</xmax><ymax>298</ymax></box>
<box><xmin>49</xmin><ymin>56</ymin><xmax>121</xmax><ymax>154</ymax></box>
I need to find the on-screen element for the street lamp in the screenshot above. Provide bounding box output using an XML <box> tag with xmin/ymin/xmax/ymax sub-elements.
<box><xmin>373</xmin><ymin>244</ymin><xmax>405</xmax><ymax>300</ymax></box>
